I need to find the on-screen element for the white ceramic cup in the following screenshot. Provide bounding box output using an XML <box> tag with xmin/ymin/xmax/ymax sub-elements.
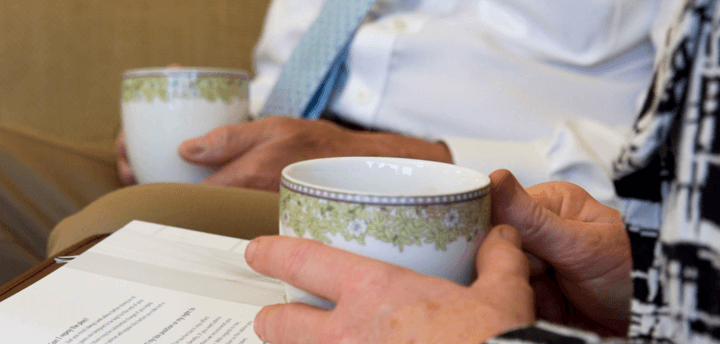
<box><xmin>121</xmin><ymin>67</ymin><xmax>250</xmax><ymax>184</ymax></box>
<box><xmin>279</xmin><ymin>157</ymin><xmax>491</xmax><ymax>309</ymax></box>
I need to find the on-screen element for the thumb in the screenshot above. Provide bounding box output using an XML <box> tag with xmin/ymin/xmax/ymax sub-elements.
<box><xmin>474</xmin><ymin>225</ymin><xmax>529</xmax><ymax>285</ymax></box>
<box><xmin>179</xmin><ymin>124</ymin><xmax>256</xmax><ymax>165</ymax></box>
<box><xmin>488</xmin><ymin>169</ymin><xmax>591</xmax><ymax>269</ymax></box>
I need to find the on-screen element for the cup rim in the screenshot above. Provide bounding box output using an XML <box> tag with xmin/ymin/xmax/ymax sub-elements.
<box><xmin>123</xmin><ymin>67</ymin><xmax>250</xmax><ymax>80</ymax></box>
<box><xmin>281</xmin><ymin>157</ymin><xmax>490</xmax><ymax>203</ymax></box>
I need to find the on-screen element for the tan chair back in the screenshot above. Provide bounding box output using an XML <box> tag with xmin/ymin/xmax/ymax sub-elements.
<box><xmin>0</xmin><ymin>0</ymin><xmax>270</xmax><ymax>153</ymax></box>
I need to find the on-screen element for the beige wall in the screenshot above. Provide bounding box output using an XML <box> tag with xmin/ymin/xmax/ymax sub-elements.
<box><xmin>0</xmin><ymin>0</ymin><xmax>270</xmax><ymax>152</ymax></box>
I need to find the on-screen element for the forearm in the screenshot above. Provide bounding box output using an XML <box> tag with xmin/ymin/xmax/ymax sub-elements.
<box><xmin>351</xmin><ymin>131</ymin><xmax>453</xmax><ymax>164</ymax></box>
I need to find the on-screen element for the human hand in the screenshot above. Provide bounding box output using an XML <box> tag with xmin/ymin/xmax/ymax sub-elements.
<box><xmin>245</xmin><ymin>225</ymin><xmax>533</xmax><ymax>344</ymax></box>
<box><xmin>115</xmin><ymin>131</ymin><xmax>136</xmax><ymax>185</ymax></box>
<box><xmin>489</xmin><ymin>170</ymin><xmax>631</xmax><ymax>336</ymax></box>
<box><xmin>178</xmin><ymin>116</ymin><xmax>452</xmax><ymax>191</ymax></box>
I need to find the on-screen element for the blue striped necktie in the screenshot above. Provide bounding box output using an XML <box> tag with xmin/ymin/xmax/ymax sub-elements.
<box><xmin>259</xmin><ymin>0</ymin><xmax>378</xmax><ymax>119</ymax></box>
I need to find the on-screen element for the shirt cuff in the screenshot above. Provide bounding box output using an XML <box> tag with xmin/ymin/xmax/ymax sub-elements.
<box><xmin>441</xmin><ymin>118</ymin><xmax>625</xmax><ymax>208</ymax></box>
<box><xmin>441</xmin><ymin>137</ymin><xmax>550</xmax><ymax>188</ymax></box>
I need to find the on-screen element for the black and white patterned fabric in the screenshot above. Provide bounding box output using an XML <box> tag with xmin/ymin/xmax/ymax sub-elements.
<box><xmin>489</xmin><ymin>0</ymin><xmax>720</xmax><ymax>343</ymax></box>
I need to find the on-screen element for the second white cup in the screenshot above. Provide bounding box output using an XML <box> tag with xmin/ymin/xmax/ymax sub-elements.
<box><xmin>121</xmin><ymin>67</ymin><xmax>250</xmax><ymax>184</ymax></box>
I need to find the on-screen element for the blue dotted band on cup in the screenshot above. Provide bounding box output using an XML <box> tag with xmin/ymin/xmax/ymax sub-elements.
<box><xmin>280</xmin><ymin>178</ymin><xmax>489</xmax><ymax>206</ymax></box>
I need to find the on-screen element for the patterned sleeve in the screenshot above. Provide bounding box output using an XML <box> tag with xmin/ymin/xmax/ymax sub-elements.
<box><xmin>487</xmin><ymin>321</ymin><xmax>626</xmax><ymax>344</ymax></box>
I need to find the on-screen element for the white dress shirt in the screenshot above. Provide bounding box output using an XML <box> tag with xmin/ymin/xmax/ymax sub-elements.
<box><xmin>250</xmin><ymin>0</ymin><xmax>664</xmax><ymax>207</ymax></box>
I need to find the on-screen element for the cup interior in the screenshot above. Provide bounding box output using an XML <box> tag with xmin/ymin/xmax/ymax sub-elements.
<box><xmin>282</xmin><ymin>157</ymin><xmax>489</xmax><ymax>197</ymax></box>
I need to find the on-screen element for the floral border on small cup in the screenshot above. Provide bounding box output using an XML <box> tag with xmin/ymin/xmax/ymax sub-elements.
<box><xmin>121</xmin><ymin>72</ymin><xmax>249</xmax><ymax>104</ymax></box>
<box><xmin>279</xmin><ymin>178</ymin><xmax>491</xmax><ymax>252</ymax></box>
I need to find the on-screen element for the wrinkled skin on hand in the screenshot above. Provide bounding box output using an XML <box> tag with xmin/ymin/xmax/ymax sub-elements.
<box><xmin>490</xmin><ymin>170</ymin><xmax>632</xmax><ymax>336</ymax></box>
<box><xmin>245</xmin><ymin>224</ymin><xmax>534</xmax><ymax>344</ymax></box>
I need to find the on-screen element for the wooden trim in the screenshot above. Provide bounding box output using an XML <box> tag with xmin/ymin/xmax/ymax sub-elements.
<box><xmin>0</xmin><ymin>234</ymin><xmax>109</xmax><ymax>302</ymax></box>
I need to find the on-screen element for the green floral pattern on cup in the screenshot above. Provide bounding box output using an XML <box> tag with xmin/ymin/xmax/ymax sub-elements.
<box><xmin>280</xmin><ymin>185</ymin><xmax>490</xmax><ymax>252</ymax></box>
<box><xmin>121</xmin><ymin>76</ymin><xmax>248</xmax><ymax>104</ymax></box>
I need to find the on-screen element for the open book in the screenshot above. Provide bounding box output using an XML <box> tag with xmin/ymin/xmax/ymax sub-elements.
<box><xmin>0</xmin><ymin>220</ymin><xmax>285</xmax><ymax>344</ymax></box>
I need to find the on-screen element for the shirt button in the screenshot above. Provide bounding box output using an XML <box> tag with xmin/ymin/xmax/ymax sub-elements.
<box><xmin>375</xmin><ymin>0</ymin><xmax>392</xmax><ymax>11</ymax></box>
<box><xmin>355</xmin><ymin>89</ymin><xmax>371</xmax><ymax>104</ymax></box>
<box><xmin>394</xmin><ymin>19</ymin><xmax>407</xmax><ymax>33</ymax></box>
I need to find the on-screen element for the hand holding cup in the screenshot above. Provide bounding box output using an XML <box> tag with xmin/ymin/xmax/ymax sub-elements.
<box><xmin>278</xmin><ymin>157</ymin><xmax>491</xmax><ymax>308</ymax></box>
<box><xmin>120</xmin><ymin>67</ymin><xmax>250</xmax><ymax>184</ymax></box>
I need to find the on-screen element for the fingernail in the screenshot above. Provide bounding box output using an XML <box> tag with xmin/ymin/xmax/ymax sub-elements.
<box><xmin>245</xmin><ymin>240</ymin><xmax>258</xmax><ymax>265</ymax></box>
<box><xmin>181</xmin><ymin>139</ymin><xmax>207</xmax><ymax>157</ymax></box>
<box><xmin>501</xmin><ymin>226</ymin><xmax>516</xmax><ymax>242</ymax></box>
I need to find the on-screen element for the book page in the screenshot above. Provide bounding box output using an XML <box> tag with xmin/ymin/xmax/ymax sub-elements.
<box><xmin>0</xmin><ymin>269</ymin><xmax>265</xmax><ymax>344</ymax></box>
<box><xmin>0</xmin><ymin>221</ymin><xmax>286</xmax><ymax>343</ymax></box>
<box><xmin>65</xmin><ymin>221</ymin><xmax>285</xmax><ymax>307</ymax></box>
